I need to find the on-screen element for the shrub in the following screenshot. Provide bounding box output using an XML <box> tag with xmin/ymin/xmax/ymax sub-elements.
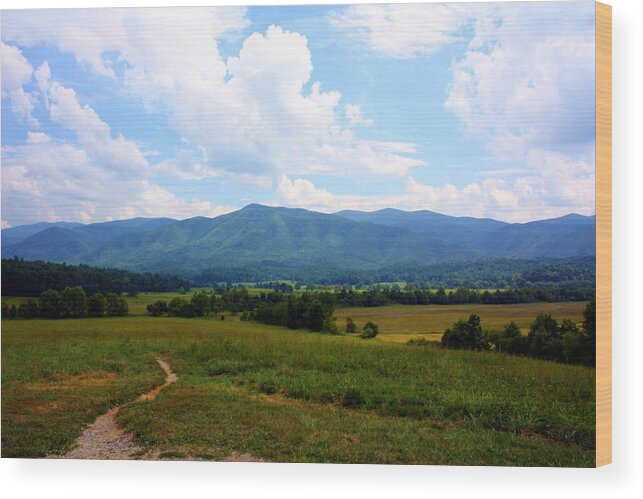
<box><xmin>441</xmin><ymin>314</ymin><xmax>489</xmax><ymax>350</ymax></box>
<box><xmin>345</xmin><ymin>317</ymin><xmax>357</xmax><ymax>334</ymax></box>
<box><xmin>147</xmin><ymin>300</ymin><xmax>168</xmax><ymax>317</ymax></box>
<box><xmin>360</xmin><ymin>321</ymin><xmax>379</xmax><ymax>339</ymax></box>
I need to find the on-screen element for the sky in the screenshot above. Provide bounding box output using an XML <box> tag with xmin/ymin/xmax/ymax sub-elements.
<box><xmin>1</xmin><ymin>1</ymin><xmax>596</xmax><ymax>227</ymax></box>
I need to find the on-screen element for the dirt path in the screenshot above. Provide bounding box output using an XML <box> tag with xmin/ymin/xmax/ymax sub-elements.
<box><xmin>59</xmin><ymin>358</ymin><xmax>177</xmax><ymax>460</ymax></box>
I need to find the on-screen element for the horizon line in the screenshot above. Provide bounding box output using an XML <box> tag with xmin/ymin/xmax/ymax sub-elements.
<box><xmin>1</xmin><ymin>204</ymin><xmax>597</xmax><ymax>230</ymax></box>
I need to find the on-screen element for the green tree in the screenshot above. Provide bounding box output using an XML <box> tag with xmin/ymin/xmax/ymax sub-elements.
<box><xmin>361</xmin><ymin>321</ymin><xmax>379</xmax><ymax>339</ymax></box>
<box><xmin>87</xmin><ymin>292</ymin><xmax>107</xmax><ymax>317</ymax></box>
<box><xmin>9</xmin><ymin>304</ymin><xmax>18</xmax><ymax>319</ymax></box>
<box><xmin>441</xmin><ymin>314</ymin><xmax>489</xmax><ymax>350</ymax></box>
<box><xmin>147</xmin><ymin>300</ymin><xmax>168</xmax><ymax>316</ymax></box>
<box><xmin>345</xmin><ymin>317</ymin><xmax>357</xmax><ymax>334</ymax></box>
<box><xmin>61</xmin><ymin>286</ymin><xmax>88</xmax><ymax>318</ymax></box>
<box><xmin>190</xmin><ymin>292</ymin><xmax>211</xmax><ymax>317</ymax></box>
<box><xmin>305</xmin><ymin>301</ymin><xmax>325</xmax><ymax>332</ymax></box>
<box><xmin>39</xmin><ymin>289</ymin><xmax>62</xmax><ymax>319</ymax></box>
<box><xmin>168</xmin><ymin>297</ymin><xmax>195</xmax><ymax>318</ymax></box>
<box><xmin>528</xmin><ymin>314</ymin><xmax>562</xmax><ymax>360</ymax></box>
<box><xmin>105</xmin><ymin>293</ymin><xmax>128</xmax><ymax>316</ymax></box>
<box><xmin>17</xmin><ymin>299</ymin><xmax>39</xmax><ymax>319</ymax></box>
<box><xmin>1</xmin><ymin>302</ymin><xmax>9</xmax><ymax>318</ymax></box>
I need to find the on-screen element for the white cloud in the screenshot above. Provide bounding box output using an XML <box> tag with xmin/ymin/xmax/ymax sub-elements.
<box><xmin>445</xmin><ymin>4</ymin><xmax>595</xmax><ymax>158</ymax></box>
<box><xmin>275</xmin><ymin>165</ymin><xmax>594</xmax><ymax>223</ymax></box>
<box><xmin>2</xmin><ymin>11</ymin><xmax>425</xmax><ymax>179</ymax></box>
<box><xmin>26</xmin><ymin>131</ymin><xmax>50</xmax><ymax>144</ymax></box>
<box><xmin>1</xmin><ymin>71</ymin><xmax>236</xmax><ymax>225</ymax></box>
<box><xmin>330</xmin><ymin>3</ymin><xmax>468</xmax><ymax>58</ymax></box>
<box><xmin>344</xmin><ymin>104</ymin><xmax>373</xmax><ymax>126</ymax></box>
<box><xmin>36</xmin><ymin>63</ymin><xmax>149</xmax><ymax>172</ymax></box>
<box><xmin>1</xmin><ymin>42</ymin><xmax>37</xmax><ymax>125</ymax></box>
<box><xmin>1</xmin><ymin>139</ymin><xmax>236</xmax><ymax>225</ymax></box>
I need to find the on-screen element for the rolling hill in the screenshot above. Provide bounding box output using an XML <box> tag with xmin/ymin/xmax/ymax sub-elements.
<box><xmin>1</xmin><ymin>204</ymin><xmax>595</xmax><ymax>282</ymax></box>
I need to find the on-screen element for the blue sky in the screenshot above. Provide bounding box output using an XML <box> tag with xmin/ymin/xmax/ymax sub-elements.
<box><xmin>1</xmin><ymin>1</ymin><xmax>596</xmax><ymax>226</ymax></box>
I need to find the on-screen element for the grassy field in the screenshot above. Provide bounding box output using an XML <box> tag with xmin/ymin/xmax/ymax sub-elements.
<box><xmin>336</xmin><ymin>302</ymin><xmax>587</xmax><ymax>343</ymax></box>
<box><xmin>2</xmin><ymin>314</ymin><xmax>595</xmax><ymax>465</ymax></box>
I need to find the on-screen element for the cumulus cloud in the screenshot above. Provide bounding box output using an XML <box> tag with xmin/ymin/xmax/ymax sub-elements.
<box><xmin>36</xmin><ymin>63</ymin><xmax>149</xmax><ymax>172</ymax></box>
<box><xmin>330</xmin><ymin>3</ymin><xmax>469</xmax><ymax>58</ymax></box>
<box><xmin>1</xmin><ymin>42</ymin><xmax>38</xmax><ymax>125</ymax></box>
<box><xmin>445</xmin><ymin>4</ymin><xmax>596</xmax><ymax>158</ymax></box>
<box><xmin>2</xmin><ymin>10</ymin><xmax>424</xmax><ymax>179</ymax></box>
<box><xmin>344</xmin><ymin>104</ymin><xmax>373</xmax><ymax>126</ymax></box>
<box><xmin>276</xmin><ymin>166</ymin><xmax>594</xmax><ymax>223</ymax></box>
<box><xmin>1</xmin><ymin>137</ymin><xmax>235</xmax><ymax>225</ymax></box>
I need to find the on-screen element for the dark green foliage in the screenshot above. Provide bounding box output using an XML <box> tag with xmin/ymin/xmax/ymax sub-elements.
<box><xmin>105</xmin><ymin>293</ymin><xmax>128</xmax><ymax>316</ymax></box>
<box><xmin>39</xmin><ymin>289</ymin><xmax>62</xmax><ymax>319</ymax></box>
<box><xmin>190</xmin><ymin>292</ymin><xmax>211</xmax><ymax>317</ymax></box>
<box><xmin>329</xmin><ymin>285</ymin><xmax>593</xmax><ymax>308</ymax></box>
<box><xmin>9</xmin><ymin>304</ymin><xmax>18</xmax><ymax>319</ymax></box>
<box><xmin>248</xmin><ymin>293</ymin><xmax>336</xmax><ymax>333</ymax></box>
<box><xmin>305</xmin><ymin>301</ymin><xmax>326</xmax><ymax>332</ymax></box>
<box><xmin>61</xmin><ymin>286</ymin><xmax>87</xmax><ymax>318</ymax></box>
<box><xmin>483</xmin><ymin>301</ymin><xmax>596</xmax><ymax>365</ymax></box>
<box><xmin>167</xmin><ymin>297</ymin><xmax>195</xmax><ymax>318</ymax></box>
<box><xmin>441</xmin><ymin>314</ymin><xmax>489</xmax><ymax>351</ymax></box>
<box><xmin>1</xmin><ymin>258</ymin><xmax>191</xmax><ymax>297</ymax></box>
<box><xmin>528</xmin><ymin>313</ymin><xmax>563</xmax><ymax>360</ymax></box>
<box><xmin>87</xmin><ymin>293</ymin><xmax>107</xmax><ymax>317</ymax></box>
<box><xmin>345</xmin><ymin>317</ymin><xmax>357</xmax><ymax>334</ymax></box>
<box><xmin>1</xmin><ymin>301</ymin><xmax>9</xmax><ymax>317</ymax></box>
<box><xmin>12</xmin><ymin>287</ymin><xmax>127</xmax><ymax>320</ymax></box>
<box><xmin>17</xmin><ymin>299</ymin><xmax>39</xmax><ymax>319</ymax></box>
<box><xmin>146</xmin><ymin>300</ymin><xmax>169</xmax><ymax>317</ymax></box>
<box><xmin>490</xmin><ymin>322</ymin><xmax>530</xmax><ymax>355</ymax></box>
<box><xmin>360</xmin><ymin>321</ymin><xmax>379</xmax><ymax>339</ymax></box>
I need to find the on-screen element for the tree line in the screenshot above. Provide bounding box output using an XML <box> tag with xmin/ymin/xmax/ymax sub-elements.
<box><xmin>323</xmin><ymin>286</ymin><xmax>593</xmax><ymax>307</ymax></box>
<box><xmin>147</xmin><ymin>289</ymin><xmax>336</xmax><ymax>333</ymax></box>
<box><xmin>437</xmin><ymin>300</ymin><xmax>596</xmax><ymax>366</ymax></box>
<box><xmin>2</xmin><ymin>287</ymin><xmax>128</xmax><ymax>319</ymax></box>
<box><xmin>1</xmin><ymin>258</ymin><xmax>191</xmax><ymax>297</ymax></box>
<box><xmin>146</xmin><ymin>288</ymin><xmax>255</xmax><ymax>318</ymax></box>
<box><xmin>185</xmin><ymin>257</ymin><xmax>595</xmax><ymax>288</ymax></box>
<box><xmin>240</xmin><ymin>294</ymin><xmax>336</xmax><ymax>333</ymax></box>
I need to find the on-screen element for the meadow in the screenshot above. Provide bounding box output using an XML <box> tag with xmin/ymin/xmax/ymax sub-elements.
<box><xmin>2</xmin><ymin>313</ymin><xmax>595</xmax><ymax>466</ymax></box>
<box><xmin>335</xmin><ymin>302</ymin><xmax>587</xmax><ymax>343</ymax></box>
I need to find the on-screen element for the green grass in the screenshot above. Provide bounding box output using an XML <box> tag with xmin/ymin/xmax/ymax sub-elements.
<box><xmin>1</xmin><ymin>315</ymin><xmax>595</xmax><ymax>466</ymax></box>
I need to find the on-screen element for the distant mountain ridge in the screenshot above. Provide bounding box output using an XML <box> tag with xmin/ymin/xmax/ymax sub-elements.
<box><xmin>1</xmin><ymin>205</ymin><xmax>596</xmax><ymax>280</ymax></box>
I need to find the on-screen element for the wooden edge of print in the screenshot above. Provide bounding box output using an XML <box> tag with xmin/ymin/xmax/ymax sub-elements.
<box><xmin>595</xmin><ymin>1</ymin><xmax>612</xmax><ymax>468</ymax></box>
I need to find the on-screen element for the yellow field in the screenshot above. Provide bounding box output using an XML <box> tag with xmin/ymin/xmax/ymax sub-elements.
<box><xmin>335</xmin><ymin>302</ymin><xmax>588</xmax><ymax>343</ymax></box>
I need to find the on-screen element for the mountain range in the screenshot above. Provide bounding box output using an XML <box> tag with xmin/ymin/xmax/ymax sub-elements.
<box><xmin>1</xmin><ymin>204</ymin><xmax>596</xmax><ymax>281</ymax></box>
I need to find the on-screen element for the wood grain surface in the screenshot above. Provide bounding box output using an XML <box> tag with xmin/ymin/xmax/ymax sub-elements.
<box><xmin>596</xmin><ymin>1</ymin><xmax>612</xmax><ymax>468</ymax></box>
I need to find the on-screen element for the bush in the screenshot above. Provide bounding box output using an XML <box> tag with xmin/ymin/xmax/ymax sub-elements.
<box><xmin>345</xmin><ymin>317</ymin><xmax>357</xmax><ymax>334</ymax></box>
<box><xmin>168</xmin><ymin>297</ymin><xmax>195</xmax><ymax>318</ymax></box>
<box><xmin>147</xmin><ymin>300</ymin><xmax>168</xmax><ymax>317</ymax></box>
<box><xmin>441</xmin><ymin>314</ymin><xmax>489</xmax><ymax>350</ymax></box>
<box><xmin>360</xmin><ymin>321</ymin><xmax>379</xmax><ymax>339</ymax></box>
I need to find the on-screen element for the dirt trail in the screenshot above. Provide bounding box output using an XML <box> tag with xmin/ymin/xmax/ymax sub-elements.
<box><xmin>58</xmin><ymin>358</ymin><xmax>176</xmax><ymax>460</ymax></box>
